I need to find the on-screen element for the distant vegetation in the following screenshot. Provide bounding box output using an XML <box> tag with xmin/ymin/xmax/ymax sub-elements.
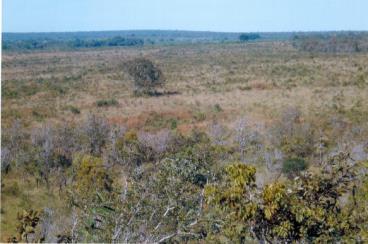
<box><xmin>3</xmin><ymin>30</ymin><xmax>368</xmax><ymax>52</ymax></box>
<box><xmin>2</xmin><ymin>36</ymin><xmax>144</xmax><ymax>51</ymax></box>
<box><xmin>239</xmin><ymin>33</ymin><xmax>261</xmax><ymax>42</ymax></box>
<box><xmin>292</xmin><ymin>32</ymin><xmax>368</xmax><ymax>53</ymax></box>
<box><xmin>70</xmin><ymin>36</ymin><xmax>143</xmax><ymax>48</ymax></box>
<box><xmin>2</xmin><ymin>30</ymin><xmax>242</xmax><ymax>51</ymax></box>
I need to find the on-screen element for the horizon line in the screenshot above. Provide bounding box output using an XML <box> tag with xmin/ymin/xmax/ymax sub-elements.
<box><xmin>3</xmin><ymin>29</ymin><xmax>368</xmax><ymax>35</ymax></box>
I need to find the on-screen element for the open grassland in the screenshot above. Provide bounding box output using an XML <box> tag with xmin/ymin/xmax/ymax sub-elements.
<box><xmin>2</xmin><ymin>42</ymin><xmax>368</xmax><ymax>129</ymax></box>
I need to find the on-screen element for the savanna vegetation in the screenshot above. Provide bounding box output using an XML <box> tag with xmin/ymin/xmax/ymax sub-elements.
<box><xmin>1</xmin><ymin>31</ymin><xmax>368</xmax><ymax>243</ymax></box>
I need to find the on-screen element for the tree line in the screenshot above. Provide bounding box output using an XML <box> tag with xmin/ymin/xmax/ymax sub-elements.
<box><xmin>2</xmin><ymin>36</ymin><xmax>144</xmax><ymax>51</ymax></box>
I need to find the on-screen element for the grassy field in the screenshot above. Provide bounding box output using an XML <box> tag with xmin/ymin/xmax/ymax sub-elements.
<box><xmin>1</xmin><ymin>39</ymin><xmax>368</xmax><ymax>241</ymax></box>
<box><xmin>2</xmin><ymin>41</ymin><xmax>368</xmax><ymax>129</ymax></box>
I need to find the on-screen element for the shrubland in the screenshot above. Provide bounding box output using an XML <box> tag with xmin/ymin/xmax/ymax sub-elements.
<box><xmin>2</xmin><ymin>105</ymin><xmax>367</xmax><ymax>242</ymax></box>
<box><xmin>1</xmin><ymin>33</ymin><xmax>368</xmax><ymax>242</ymax></box>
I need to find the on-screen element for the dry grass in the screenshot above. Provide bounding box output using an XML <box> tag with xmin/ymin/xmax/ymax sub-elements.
<box><xmin>3</xmin><ymin>42</ymin><xmax>367</xmax><ymax>130</ymax></box>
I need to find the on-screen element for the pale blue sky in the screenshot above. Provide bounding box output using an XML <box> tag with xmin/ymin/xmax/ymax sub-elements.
<box><xmin>3</xmin><ymin>0</ymin><xmax>368</xmax><ymax>33</ymax></box>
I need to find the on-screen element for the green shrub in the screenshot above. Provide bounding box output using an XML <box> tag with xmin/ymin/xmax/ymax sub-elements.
<box><xmin>170</xmin><ymin>119</ymin><xmax>178</xmax><ymax>129</ymax></box>
<box><xmin>144</xmin><ymin>112</ymin><xmax>179</xmax><ymax>129</ymax></box>
<box><xmin>238</xmin><ymin>85</ymin><xmax>252</xmax><ymax>91</ymax></box>
<box><xmin>2</xmin><ymin>87</ymin><xmax>19</xmax><ymax>99</ymax></box>
<box><xmin>32</xmin><ymin>110</ymin><xmax>46</xmax><ymax>121</ymax></box>
<box><xmin>194</xmin><ymin>111</ymin><xmax>206</xmax><ymax>122</ymax></box>
<box><xmin>282</xmin><ymin>158</ymin><xmax>308</xmax><ymax>177</ymax></box>
<box><xmin>69</xmin><ymin>106</ymin><xmax>80</xmax><ymax>114</ymax></box>
<box><xmin>96</xmin><ymin>99</ymin><xmax>118</xmax><ymax>107</ymax></box>
<box><xmin>5</xmin><ymin>182</ymin><xmax>21</xmax><ymax>196</ymax></box>
<box><xmin>213</xmin><ymin>104</ymin><xmax>223</xmax><ymax>113</ymax></box>
<box><xmin>72</xmin><ymin>154</ymin><xmax>113</xmax><ymax>201</ymax></box>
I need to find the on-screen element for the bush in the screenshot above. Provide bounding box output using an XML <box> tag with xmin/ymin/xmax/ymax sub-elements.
<box><xmin>270</xmin><ymin>107</ymin><xmax>315</xmax><ymax>158</ymax></box>
<box><xmin>170</xmin><ymin>119</ymin><xmax>177</xmax><ymax>129</ymax></box>
<box><xmin>213</xmin><ymin>104</ymin><xmax>223</xmax><ymax>113</ymax></box>
<box><xmin>125</xmin><ymin>58</ymin><xmax>165</xmax><ymax>95</ymax></box>
<box><xmin>68</xmin><ymin>106</ymin><xmax>80</xmax><ymax>114</ymax></box>
<box><xmin>72</xmin><ymin>154</ymin><xmax>112</xmax><ymax>197</ymax></box>
<box><xmin>9</xmin><ymin>209</ymin><xmax>43</xmax><ymax>243</ymax></box>
<box><xmin>80</xmin><ymin>114</ymin><xmax>110</xmax><ymax>155</ymax></box>
<box><xmin>115</xmin><ymin>130</ymin><xmax>145</xmax><ymax>167</ymax></box>
<box><xmin>282</xmin><ymin>158</ymin><xmax>308</xmax><ymax>177</ymax></box>
<box><xmin>5</xmin><ymin>182</ymin><xmax>21</xmax><ymax>196</ymax></box>
<box><xmin>194</xmin><ymin>111</ymin><xmax>206</xmax><ymax>122</ymax></box>
<box><xmin>96</xmin><ymin>99</ymin><xmax>118</xmax><ymax>107</ymax></box>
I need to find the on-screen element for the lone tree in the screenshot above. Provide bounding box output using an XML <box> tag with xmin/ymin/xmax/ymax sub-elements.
<box><xmin>125</xmin><ymin>58</ymin><xmax>165</xmax><ymax>95</ymax></box>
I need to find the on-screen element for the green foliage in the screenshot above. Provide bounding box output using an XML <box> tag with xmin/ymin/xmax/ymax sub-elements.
<box><xmin>4</xmin><ymin>182</ymin><xmax>21</xmax><ymax>196</ymax></box>
<box><xmin>205</xmin><ymin>163</ymin><xmax>258</xmax><ymax>242</ymax></box>
<box><xmin>213</xmin><ymin>103</ymin><xmax>223</xmax><ymax>113</ymax></box>
<box><xmin>2</xmin><ymin>77</ymin><xmax>79</xmax><ymax>101</ymax></box>
<box><xmin>75</xmin><ymin>192</ymin><xmax>117</xmax><ymax>243</ymax></box>
<box><xmin>170</xmin><ymin>119</ymin><xmax>178</xmax><ymax>129</ymax></box>
<box><xmin>115</xmin><ymin>130</ymin><xmax>146</xmax><ymax>166</ymax></box>
<box><xmin>205</xmin><ymin>153</ymin><xmax>365</xmax><ymax>243</ymax></box>
<box><xmin>351</xmin><ymin>163</ymin><xmax>368</xmax><ymax>240</ymax></box>
<box><xmin>2</xmin><ymin>79</ymin><xmax>39</xmax><ymax>99</ymax></box>
<box><xmin>282</xmin><ymin>157</ymin><xmax>308</xmax><ymax>177</ymax></box>
<box><xmin>144</xmin><ymin>112</ymin><xmax>179</xmax><ymax>129</ymax></box>
<box><xmin>66</xmin><ymin>155</ymin><xmax>117</xmax><ymax>242</ymax></box>
<box><xmin>149</xmin><ymin>157</ymin><xmax>209</xmax><ymax>240</ymax></box>
<box><xmin>9</xmin><ymin>209</ymin><xmax>43</xmax><ymax>243</ymax></box>
<box><xmin>72</xmin><ymin>155</ymin><xmax>112</xmax><ymax>199</ymax></box>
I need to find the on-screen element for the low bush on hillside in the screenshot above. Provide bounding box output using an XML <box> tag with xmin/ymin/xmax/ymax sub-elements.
<box><xmin>96</xmin><ymin>99</ymin><xmax>119</xmax><ymax>107</ymax></box>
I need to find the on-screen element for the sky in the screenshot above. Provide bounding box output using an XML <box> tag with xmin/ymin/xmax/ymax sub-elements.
<box><xmin>2</xmin><ymin>0</ymin><xmax>368</xmax><ymax>33</ymax></box>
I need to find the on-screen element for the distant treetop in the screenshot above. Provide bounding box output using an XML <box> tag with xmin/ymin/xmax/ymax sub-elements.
<box><xmin>239</xmin><ymin>33</ymin><xmax>261</xmax><ymax>42</ymax></box>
